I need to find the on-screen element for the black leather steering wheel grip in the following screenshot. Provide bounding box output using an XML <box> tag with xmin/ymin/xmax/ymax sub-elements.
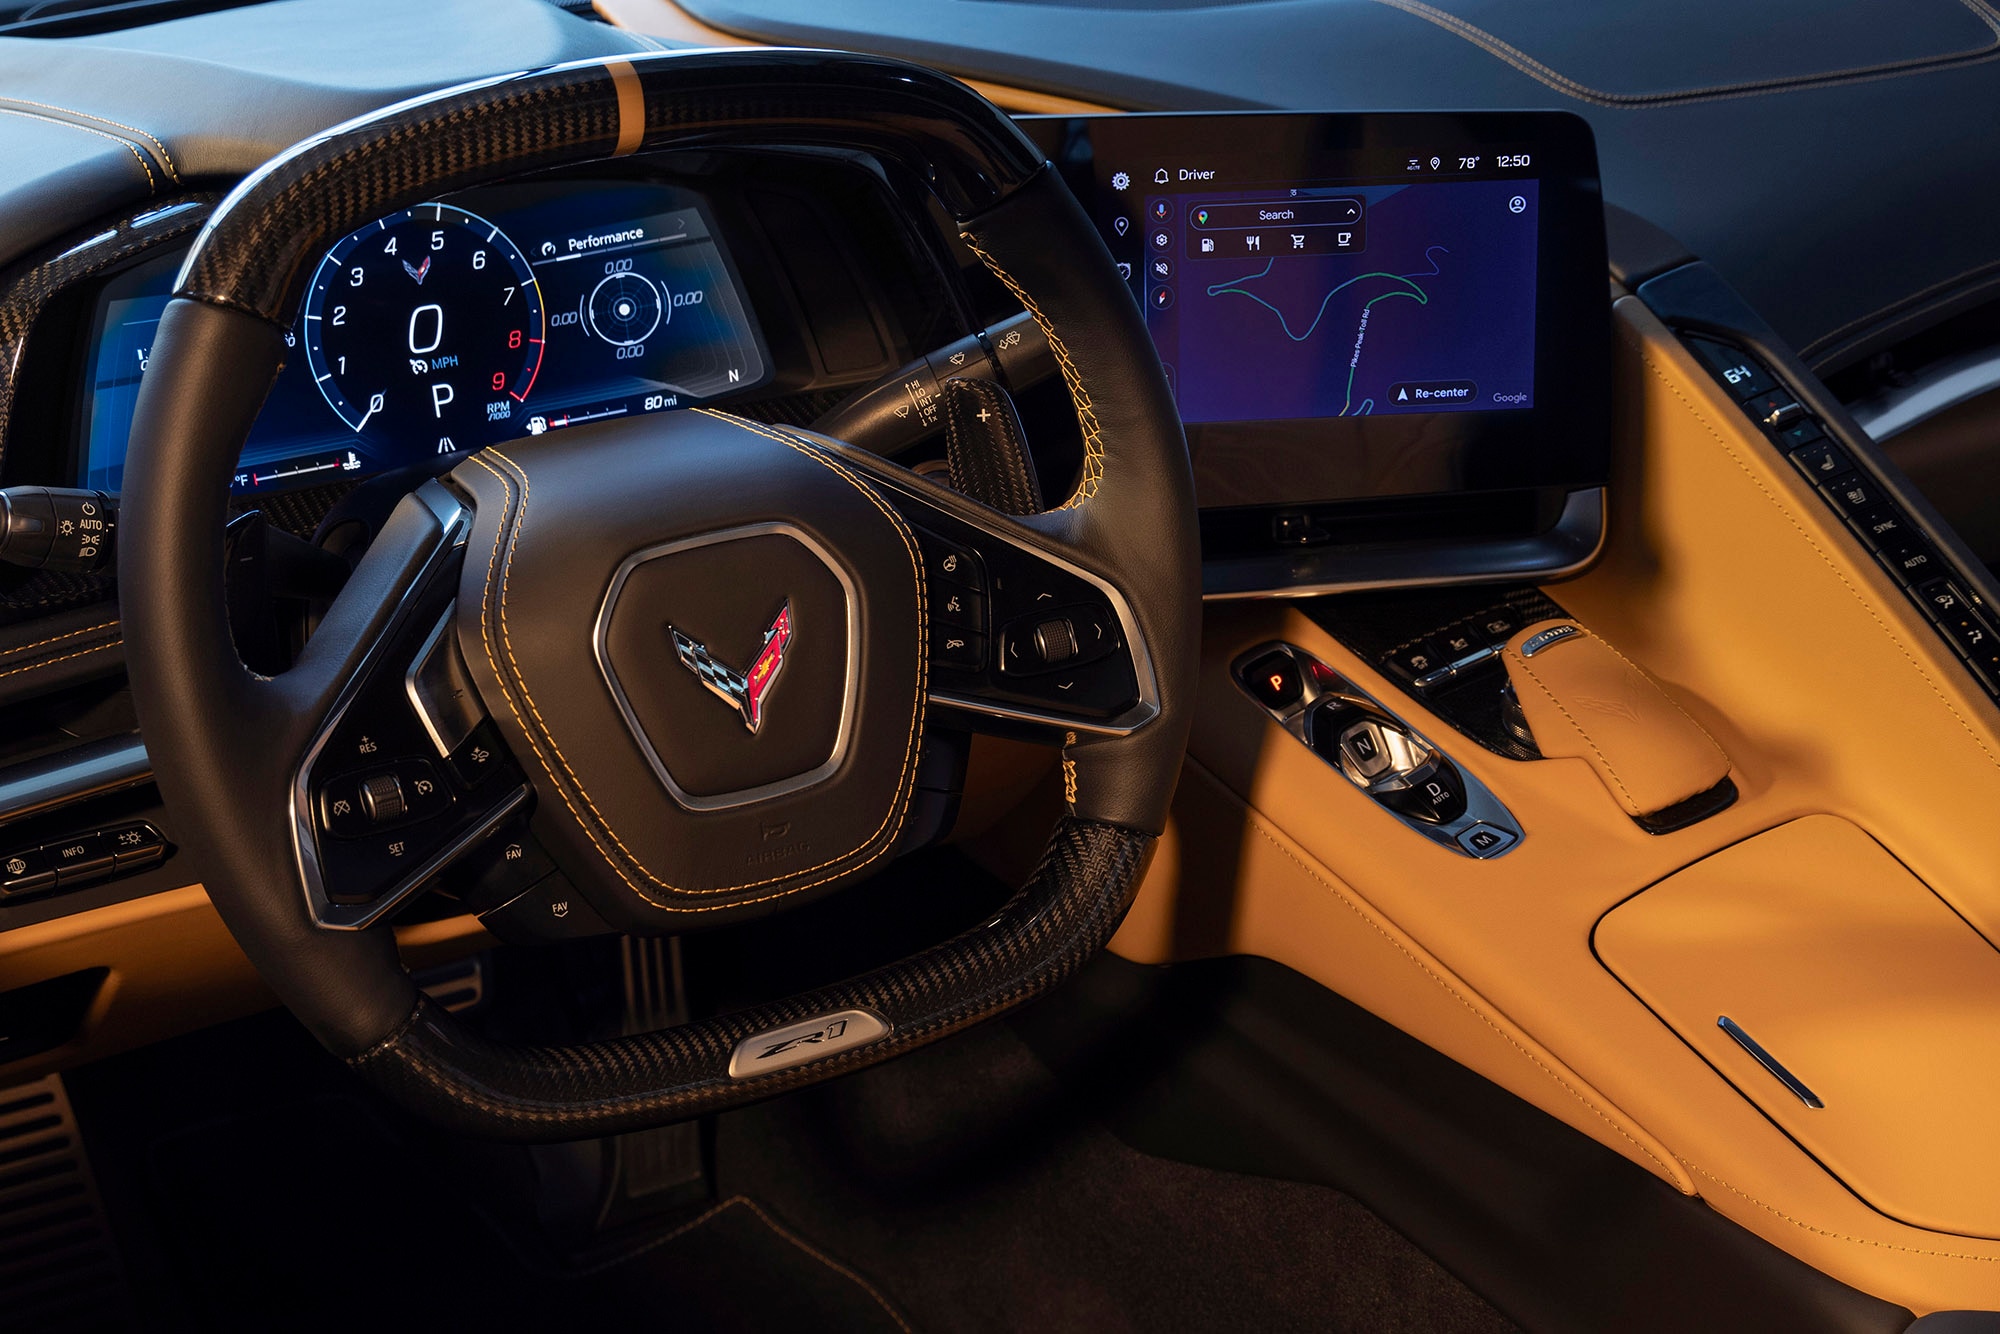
<box><xmin>119</xmin><ymin>48</ymin><xmax>1197</xmax><ymax>1138</ymax></box>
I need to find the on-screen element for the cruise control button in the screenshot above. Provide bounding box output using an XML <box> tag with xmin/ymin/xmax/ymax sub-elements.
<box><xmin>0</xmin><ymin>845</ymin><xmax>56</xmax><ymax>900</ymax></box>
<box><xmin>359</xmin><ymin>772</ymin><xmax>407</xmax><ymax>823</ymax></box>
<box><xmin>933</xmin><ymin>629</ymin><xmax>986</xmax><ymax>671</ymax></box>
<box><xmin>48</xmin><ymin>833</ymin><xmax>115</xmax><ymax>886</ymax></box>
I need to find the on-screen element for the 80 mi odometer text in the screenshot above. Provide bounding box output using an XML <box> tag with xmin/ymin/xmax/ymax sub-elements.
<box><xmin>301</xmin><ymin>203</ymin><xmax>546</xmax><ymax>454</ymax></box>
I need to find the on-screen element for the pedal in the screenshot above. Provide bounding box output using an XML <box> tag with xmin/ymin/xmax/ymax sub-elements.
<box><xmin>604</xmin><ymin>937</ymin><xmax>706</xmax><ymax>1218</ymax></box>
<box><xmin>0</xmin><ymin>1074</ymin><xmax>134</xmax><ymax>1331</ymax></box>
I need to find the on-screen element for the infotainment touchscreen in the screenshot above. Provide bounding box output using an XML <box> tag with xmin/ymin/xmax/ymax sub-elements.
<box><xmin>1019</xmin><ymin>112</ymin><xmax>1609</xmax><ymax>513</ymax></box>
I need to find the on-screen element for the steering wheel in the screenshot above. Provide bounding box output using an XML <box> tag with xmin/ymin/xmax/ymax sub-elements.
<box><xmin>117</xmin><ymin>49</ymin><xmax>1197</xmax><ymax>1139</ymax></box>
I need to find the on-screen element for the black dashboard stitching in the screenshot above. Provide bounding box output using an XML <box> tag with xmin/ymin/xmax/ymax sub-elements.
<box><xmin>1370</xmin><ymin>0</ymin><xmax>2000</xmax><ymax>109</ymax></box>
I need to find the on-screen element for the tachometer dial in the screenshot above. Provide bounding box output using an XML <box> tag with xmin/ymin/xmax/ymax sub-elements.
<box><xmin>300</xmin><ymin>204</ymin><xmax>544</xmax><ymax>454</ymax></box>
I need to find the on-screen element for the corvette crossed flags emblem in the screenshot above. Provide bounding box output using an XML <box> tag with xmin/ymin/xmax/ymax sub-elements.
<box><xmin>670</xmin><ymin>602</ymin><xmax>793</xmax><ymax>733</ymax></box>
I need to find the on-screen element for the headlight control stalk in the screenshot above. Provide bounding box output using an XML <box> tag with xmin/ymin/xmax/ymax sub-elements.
<box><xmin>0</xmin><ymin>487</ymin><xmax>116</xmax><ymax>572</ymax></box>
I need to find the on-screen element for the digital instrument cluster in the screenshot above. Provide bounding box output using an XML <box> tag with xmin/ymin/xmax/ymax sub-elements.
<box><xmin>79</xmin><ymin>180</ymin><xmax>769</xmax><ymax>496</ymax></box>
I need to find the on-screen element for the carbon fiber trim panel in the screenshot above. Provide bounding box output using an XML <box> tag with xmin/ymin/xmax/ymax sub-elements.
<box><xmin>0</xmin><ymin>194</ymin><xmax>213</xmax><ymax>469</ymax></box>
<box><xmin>349</xmin><ymin>818</ymin><xmax>1151</xmax><ymax>1139</ymax></box>
<box><xmin>180</xmin><ymin>48</ymin><xmax>1044</xmax><ymax>325</ymax></box>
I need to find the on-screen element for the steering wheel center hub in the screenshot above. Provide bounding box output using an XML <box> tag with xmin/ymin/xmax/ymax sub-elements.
<box><xmin>596</xmin><ymin>522</ymin><xmax>857</xmax><ymax>810</ymax></box>
<box><xmin>449</xmin><ymin>408</ymin><xmax>926</xmax><ymax>927</ymax></box>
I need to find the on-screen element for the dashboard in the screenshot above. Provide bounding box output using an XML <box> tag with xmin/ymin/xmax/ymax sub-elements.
<box><xmin>79</xmin><ymin>179</ymin><xmax>769</xmax><ymax>496</ymax></box>
<box><xmin>2</xmin><ymin>110</ymin><xmax>1615</xmax><ymax>615</ymax></box>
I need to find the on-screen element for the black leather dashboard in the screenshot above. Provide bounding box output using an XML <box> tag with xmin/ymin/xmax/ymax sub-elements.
<box><xmin>677</xmin><ymin>0</ymin><xmax>2000</xmax><ymax>377</ymax></box>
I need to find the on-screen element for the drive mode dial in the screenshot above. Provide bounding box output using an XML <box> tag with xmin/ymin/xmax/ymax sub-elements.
<box><xmin>301</xmin><ymin>203</ymin><xmax>545</xmax><ymax>454</ymax></box>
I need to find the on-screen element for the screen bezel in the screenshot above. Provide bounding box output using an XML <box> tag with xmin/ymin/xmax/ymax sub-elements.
<box><xmin>1019</xmin><ymin>110</ymin><xmax>1612</xmax><ymax>512</ymax></box>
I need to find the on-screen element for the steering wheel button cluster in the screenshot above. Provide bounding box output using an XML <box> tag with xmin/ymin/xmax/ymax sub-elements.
<box><xmin>934</xmin><ymin>630</ymin><xmax>987</xmax><ymax>670</ymax></box>
<box><xmin>935</xmin><ymin>585</ymin><xmax>986</xmax><ymax>632</ymax></box>
<box><xmin>320</xmin><ymin>760</ymin><xmax>453</xmax><ymax>839</ymax></box>
<box><xmin>922</xmin><ymin>532</ymin><xmax>985</xmax><ymax>593</ymax></box>
<box><xmin>359</xmin><ymin>773</ymin><xmax>407</xmax><ymax>823</ymax></box>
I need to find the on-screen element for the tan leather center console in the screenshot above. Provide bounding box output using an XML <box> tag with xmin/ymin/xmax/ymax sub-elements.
<box><xmin>1107</xmin><ymin>293</ymin><xmax>2000</xmax><ymax>1313</ymax></box>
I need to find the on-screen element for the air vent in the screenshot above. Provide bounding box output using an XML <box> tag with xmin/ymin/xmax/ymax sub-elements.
<box><xmin>0</xmin><ymin>1074</ymin><xmax>131</xmax><ymax>1330</ymax></box>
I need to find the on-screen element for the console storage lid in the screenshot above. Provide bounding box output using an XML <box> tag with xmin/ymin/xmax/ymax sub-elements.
<box><xmin>1596</xmin><ymin>814</ymin><xmax>2000</xmax><ymax>1240</ymax></box>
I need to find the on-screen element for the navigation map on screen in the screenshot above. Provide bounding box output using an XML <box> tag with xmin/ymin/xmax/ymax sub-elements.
<box><xmin>1138</xmin><ymin>179</ymin><xmax>1539</xmax><ymax>425</ymax></box>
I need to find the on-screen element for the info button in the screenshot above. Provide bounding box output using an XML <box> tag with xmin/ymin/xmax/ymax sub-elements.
<box><xmin>1388</xmin><ymin>380</ymin><xmax>1478</xmax><ymax>408</ymax></box>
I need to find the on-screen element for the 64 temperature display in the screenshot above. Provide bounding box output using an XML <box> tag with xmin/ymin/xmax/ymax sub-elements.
<box><xmin>301</xmin><ymin>204</ymin><xmax>546</xmax><ymax>454</ymax></box>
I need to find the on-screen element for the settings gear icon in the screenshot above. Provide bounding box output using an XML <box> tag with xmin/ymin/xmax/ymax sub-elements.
<box><xmin>1110</xmin><ymin>171</ymin><xmax>1131</xmax><ymax>191</ymax></box>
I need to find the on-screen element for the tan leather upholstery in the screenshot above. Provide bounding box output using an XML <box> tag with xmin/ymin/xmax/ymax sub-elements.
<box><xmin>1598</xmin><ymin>814</ymin><xmax>2000</xmax><ymax>1241</ymax></box>
<box><xmin>1503</xmin><ymin>618</ymin><xmax>1731</xmax><ymax>817</ymax></box>
<box><xmin>1107</xmin><ymin>295</ymin><xmax>2000</xmax><ymax>1313</ymax></box>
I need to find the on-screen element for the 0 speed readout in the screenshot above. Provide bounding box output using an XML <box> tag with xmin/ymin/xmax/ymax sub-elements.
<box><xmin>300</xmin><ymin>204</ymin><xmax>546</xmax><ymax>454</ymax></box>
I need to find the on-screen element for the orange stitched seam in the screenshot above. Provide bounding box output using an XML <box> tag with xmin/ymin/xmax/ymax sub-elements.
<box><xmin>469</xmin><ymin>423</ymin><xmax>926</xmax><ymax>906</ymax></box>
<box><xmin>576</xmin><ymin>1195</ymin><xmax>917</xmax><ymax>1326</ymax></box>
<box><xmin>1242</xmin><ymin>815</ymin><xmax>1683</xmax><ymax>1185</ymax></box>
<box><xmin>0</xmin><ymin>106</ymin><xmax>155</xmax><ymax>191</ymax></box>
<box><xmin>1687</xmin><ymin>1163</ymin><xmax>2000</xmax><ymax>1263</ymax></box>
<box><xmin>1585</xmin><ymin>629</ymin><xmax>1734</xmax><ymax>771</ymax></box>
<box><xmin>1367</xmin><ymin>0</ymin><xmax>2000</xmax><ymax>111</ymax></box>
<box><xmin>0</xmin><ymin>639</ymin><xmax>117</xmax><ymax>681</ymax></box>
<box><xmin>957</xmin><ymin>236</ymin><xmax>1104</xmax><ymax>509</ymax></box>
<box><xmin>1507</xmin><ymin>648</ymin><xmax>1646</xmax><ymax>815</ymax></box>
<box><xmin>1632</xmin><ymin>332</ymin><xmax>2000</xmax><ymax>777</ymax></box>
<box><xmin>735</xmin><ymin>1199</ymin><xmax>916</xmax><ymax>1332</ymax></box>
<box><xmin>0</xmin><ymin>97</ymin><xmax>178</xmax><ymax>181</ymax></box>
<box><xmin>0</xmin><ymin>619</ymin><xmax>118</xmax><ymax>660</ymax></box>
<box><xmin>472</xmin><ymin>451</ymin><xmax>865</xmax><ymax>906</ymax></box>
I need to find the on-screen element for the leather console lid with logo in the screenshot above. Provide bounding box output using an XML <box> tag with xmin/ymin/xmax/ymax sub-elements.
<box><xmin>1596</xmin><ymin>815</ymin><xmax>2000</xmax><ymax>1240</ymax></box>
<box><xmin>1502</xmin><ymin>619</ymin><xmax>1730</xmax><ymax>819</ymax></box>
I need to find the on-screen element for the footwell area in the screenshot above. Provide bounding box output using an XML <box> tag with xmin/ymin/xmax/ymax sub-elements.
<box><xmin>714</xmin><ymin>1019</ymin><xmax>1515</xmax><ymax>1334</ymax></box>
<box><xmin>59</xmin><ymin>995</ymin><xmax>1510</xmax><ymax>1332</ymax></box>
